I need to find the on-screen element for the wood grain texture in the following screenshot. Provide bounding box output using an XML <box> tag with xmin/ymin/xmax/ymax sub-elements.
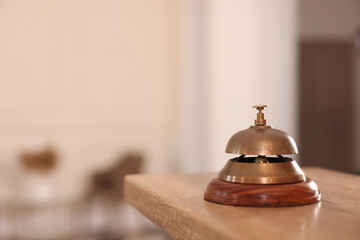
<box><xmin>204</xmin><ymin>177</ymin><xmax>320</xmax><ymax>207</ymax></box>
<box><xmin>124</xmin><ymin>167</ymin><xmax>360</xmax><ymax>240</ymax></box>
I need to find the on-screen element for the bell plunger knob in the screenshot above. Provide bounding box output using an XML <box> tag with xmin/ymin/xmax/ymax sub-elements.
<box><xmin>253</xmin><ymin>105</ymin><xmax>267</xmax><ymax>126</ymax></box>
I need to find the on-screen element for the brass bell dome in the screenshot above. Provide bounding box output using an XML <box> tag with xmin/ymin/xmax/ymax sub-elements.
<box><xmin>218</xmin><ymin>105</ymin><xmax>305</xmax><ymax>184</ymax></box>
<box><xmin>225</xmin><ymin>105</ymin><xmax>298</xmax><ymax>155</ymax></box>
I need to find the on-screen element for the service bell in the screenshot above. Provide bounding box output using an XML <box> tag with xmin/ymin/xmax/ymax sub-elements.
<box><xmin>204</xmin><ymin>105</ymin><xmax>321</xmax><ymax>207</ymax></box>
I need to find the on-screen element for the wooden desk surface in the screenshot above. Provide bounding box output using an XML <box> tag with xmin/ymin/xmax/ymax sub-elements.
<box><xmin>124</xmin><ymin>167</ymin><xmax>360</xmax><ymax>240</ymax></box>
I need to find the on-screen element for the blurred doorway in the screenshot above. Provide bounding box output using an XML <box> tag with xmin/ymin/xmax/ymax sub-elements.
<box><xmin>299</xmin><ymin>41</ymin><xmax>355</xmax><ymax>172</ymax></box>
<box><xmin>298</xmin><ymin>0</ymin><xmax>360</xmax><ymax>173</ymax></box>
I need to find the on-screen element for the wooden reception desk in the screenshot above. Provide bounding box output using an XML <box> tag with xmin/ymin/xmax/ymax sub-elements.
<box><xmin>125</xmin><ymin>167</ymin><xmax>360</xmax><ymax>240</ymax></box>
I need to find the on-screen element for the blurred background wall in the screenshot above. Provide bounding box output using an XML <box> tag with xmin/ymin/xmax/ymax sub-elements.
<box><xmin>0</xmin><ymin>0</ymin><xmax>299</xmax><ymax>197</ymax></box>
<box><xmin>0</xmin><ymin>0</ymin><xmax>180</xmax><ymax>199</ymax></box>
<box><xmin>180</xmin><ymin>0</ymin><xmax>298</xmax><ymax>172</ymax></box>
<box><xmin>204</xmin><ymin>0</ymin><xmax>298</xmax><ymax>171</ymax></box>
<box><xmin>0</xmin><ymin>0</ymin><xmax>359</xmax><ymax>239</ymax></box>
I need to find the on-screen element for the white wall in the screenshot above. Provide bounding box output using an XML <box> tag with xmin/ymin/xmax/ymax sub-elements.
<box><xmin>180</xmin><ymin>0</ymin><xmax>299</xmax><ymax>172</ymax></box>
<box><xmin>178</xmin><ymin>0</ymin><xmax>209</xmax><ymax>172</ymax></box>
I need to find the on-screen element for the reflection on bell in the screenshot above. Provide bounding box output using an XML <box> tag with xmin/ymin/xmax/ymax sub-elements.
<box><xmin>254</xmin><ymin>155</ymin><xmax>268</xmax><ymax>163</ymax></box>
<box><xmin>204</xmin><ymin>105</ymin><xmax>321</xmax><ymax>207</ymax></box>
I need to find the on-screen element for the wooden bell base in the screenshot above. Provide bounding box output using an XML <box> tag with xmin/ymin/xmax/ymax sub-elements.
<box><xmin>204</xmin><ymin>177</ymin><xmax>321</xmax><ymax>207</ymax></box>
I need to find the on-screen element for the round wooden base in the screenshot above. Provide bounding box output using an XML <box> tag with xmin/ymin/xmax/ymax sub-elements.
<box><xmin>204</xmin><ymin>177</ymin><xmax>321</xmax><ymax>207</ymax></box>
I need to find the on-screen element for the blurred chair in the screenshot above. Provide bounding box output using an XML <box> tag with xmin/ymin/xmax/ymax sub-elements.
<box><xmin>8</xmin><ymin>147</ymin><xmax>88</xmax><ymax>240</ymax></box>
<box><xmin>20</xmin><ymin>147</ymin><xmax>58</xmax><ymax>173</ymax></box>
<box><xmin>86</xmin><ymin>154</ymin><xmax>143</xmax><ymax>240</ymax></box>
<box><xmin>91</xmin><ymin>154</ymin><xmax>143</xmax><ymax>199</ymax></box>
